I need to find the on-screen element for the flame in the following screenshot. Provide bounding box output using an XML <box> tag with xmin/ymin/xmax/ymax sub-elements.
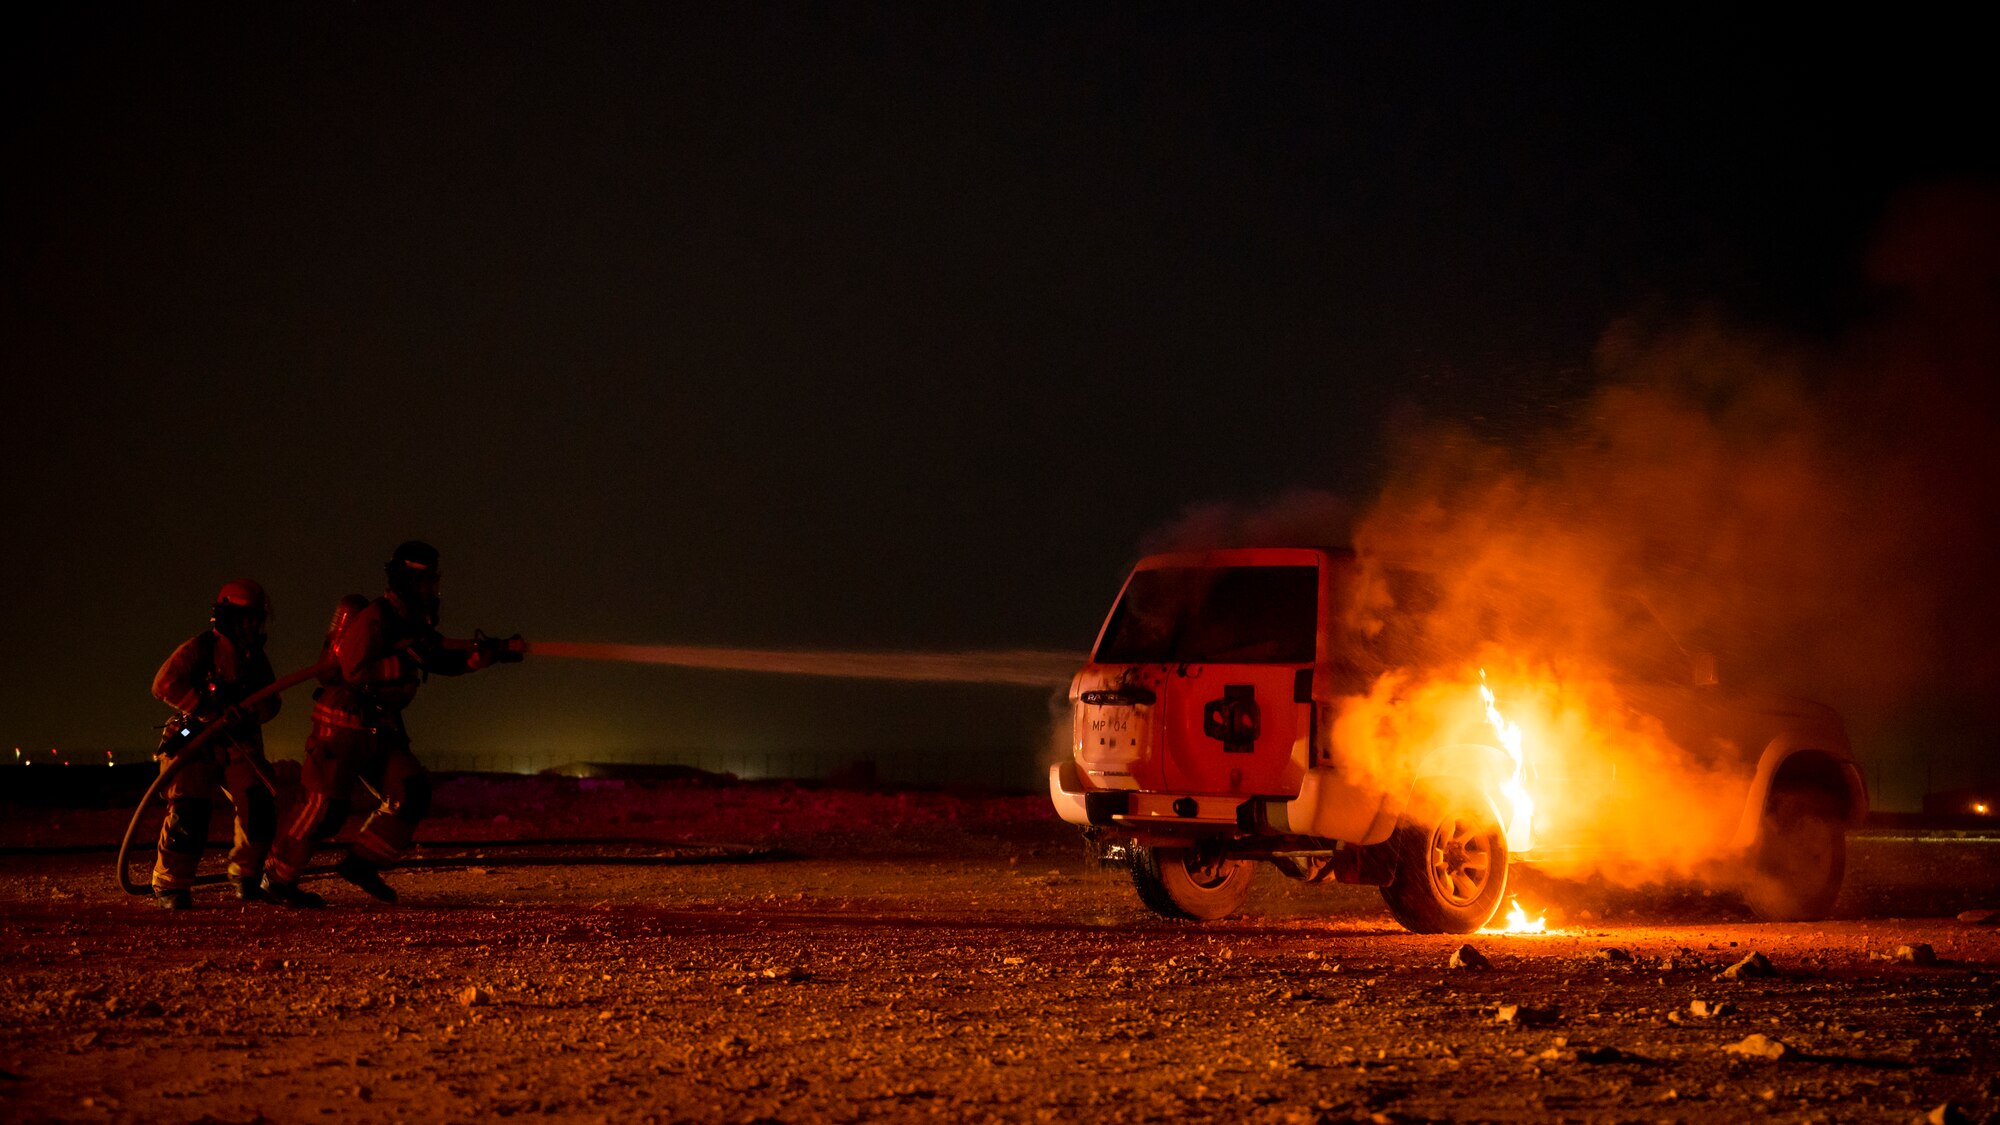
<box><xmin>1330</xmin><ymin>651</ymin><xmax>1751</xmax><ymax>888</ymax></box>
<box><xmin>1490</xmin><ymin>896</ymin><xmax>1548</xmax><ymax>934</ymax></box>
<box><xmin>1479</xmin><ymin>670</ymin><xmax>1535</xmax><ymax>852</ymax></box>
<box><xmin>1472</xmin><ymin>679</ymin><xmax>1548</xmax><ymax>934</ymax></box>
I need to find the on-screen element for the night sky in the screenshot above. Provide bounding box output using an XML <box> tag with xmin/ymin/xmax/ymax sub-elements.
<box><xmin>4</xmin><ymin>7</ymin><xmax>1990</xmax><ymax>782</ymax></box>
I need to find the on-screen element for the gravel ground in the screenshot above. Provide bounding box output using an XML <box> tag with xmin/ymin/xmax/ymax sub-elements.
<box><xmin>3</xmin><ymin>777</ymin><xmax>1998</xmax><ymax>1124</ymax></box>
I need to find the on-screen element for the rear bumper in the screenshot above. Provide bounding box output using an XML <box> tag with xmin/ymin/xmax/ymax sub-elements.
<box><xmin>1049</xmin><ymin>762</ymin><xmax>1264</xmax><ymax>832</ymax></box>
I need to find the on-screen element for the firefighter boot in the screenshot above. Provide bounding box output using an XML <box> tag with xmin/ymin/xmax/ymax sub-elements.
<box><xmin>234</xmin><ymin>876</ymin><xmax>274</xmax><ymax>903</ymax></box>
<box><xmin>154</xmin><ymin>888</ymin><xmax>193</xmax><ymax>911</ymax></box>
<box><xmin>335</xmin><ymin>854</ymin><xmax>398</xmax><ymax>904</ymax></box>
<box><xmin>262</xmin><ymin>876</ymin><xmax>326</xmax><ymax>909</ymax></box>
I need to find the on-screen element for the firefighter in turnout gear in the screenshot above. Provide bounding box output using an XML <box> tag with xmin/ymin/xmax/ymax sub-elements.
<box><xmin>264</xmin><ymin>542</ymin><xmax>508</xmax><ymax>907</ymax></box>
<box><xmin>150</xmin><ymin>579</ymin><xmax>282</xmax><ymax>909</ymax></box>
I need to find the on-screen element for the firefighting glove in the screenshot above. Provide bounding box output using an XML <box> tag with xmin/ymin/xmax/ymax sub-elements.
<box><xmin>469</xmin><ymin>630</ymin><xmax>525</xmax><ymax>670</ymax></box>
<box><xmin>156</xmin><ymin>719</ymin><xmax>214</xmax><ymax>763</ymax></box>
<box><xmin>157</xmin><ymin>721</ymin><xmax>199</xmax><ymax>760</ymax></box>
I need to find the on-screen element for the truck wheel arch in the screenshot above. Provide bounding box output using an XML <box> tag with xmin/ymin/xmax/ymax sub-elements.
<box><xmin>1730</xmin><ymin>742</ymin><xmax>1869</xmax><ymax>852</ymax></box>
<box><xmin>1404</xmin><ymin>742</ymin><xmax>1523</xmax><ymax>852</ymax></box>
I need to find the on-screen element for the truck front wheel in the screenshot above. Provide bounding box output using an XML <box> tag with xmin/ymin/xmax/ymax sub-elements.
<box><xmin>1380</xmin><ymin>779</ymin><xmax>1510</xmax><ymax>934</ymax></box>
<box><xmin>1130</xmin><ymin>843</ymin><xmax>1255</xmax><ymax>921</ymax></box>
<box><xmin>1742</xmin><ymin>787</ymin><xmax>1845</xmax><ymax>922</ymax></box>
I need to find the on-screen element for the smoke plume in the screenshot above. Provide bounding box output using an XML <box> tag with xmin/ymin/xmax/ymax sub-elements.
<box><xmin>1153</xmin><ymin>181</ymin><xmax>2000</xmax><ymax>884</ymax></box>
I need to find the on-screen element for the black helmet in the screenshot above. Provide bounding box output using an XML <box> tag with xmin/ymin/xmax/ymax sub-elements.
<box><xmin>385</xmin><ymin>540</ymin><xmax>442</xmax><ymax>624</ymax></box>
<box><xmin>388</xmin><ymin>540</ymin><xmax>440</xmax><ymax>575</ymax></box>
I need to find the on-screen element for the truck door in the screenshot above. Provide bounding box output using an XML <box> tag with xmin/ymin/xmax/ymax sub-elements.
<box><xmin>1147</xmin><ymin>564</ymin><xmax>1317</xmax><ymax>796</ymax></box>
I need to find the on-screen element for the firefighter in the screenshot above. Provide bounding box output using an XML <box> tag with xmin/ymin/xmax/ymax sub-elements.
<box><xmin>150</xmin><ymin>579</ymin><xmax>282</xmax><ymax>909</ymax></box>
<box><xmin>263</xmin><ymin>541</ymin><xmax>504</xmax><ymax>907</ymax></box>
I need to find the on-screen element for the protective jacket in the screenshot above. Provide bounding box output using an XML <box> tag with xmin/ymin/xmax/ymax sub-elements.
<box><xmin>268</xmin><ymin>592</ymin><xmax>474</xmax><ymax>887</ymax></box>
<box><xmin>312</xmin><ymin>594</ymin><xmax>473</xmax><ymax>730</ymax></box>
<box><xmin>153</xmin><ymin>630</ymin><xmax>280</xmax><ymax>751</ymax></box>
<box><xmin>149</xmin><ymin>630</ymin><xmax>280</xmax><ymax>892</ymax></box>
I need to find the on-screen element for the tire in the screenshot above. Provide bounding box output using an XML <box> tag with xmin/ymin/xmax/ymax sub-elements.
<box><xmin>1379</xmin><ymin>779</ymin><xmax>1509</xmax><ymax>934</ymax></box>
<box><xmin>1742</xmin><ymin>788</ymin><xmax>1845</xmax><ymax>922</ymax></box>
<box><xmin>1130</xmin><ymin>843</ymin><xmax>1256</xmax><ymax>921</ymax></box>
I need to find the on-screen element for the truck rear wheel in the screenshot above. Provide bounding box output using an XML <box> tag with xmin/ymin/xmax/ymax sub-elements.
<box><xmin>1380</xmin><ymin>779</ymin><xmax>1509</xmax><ymax>934</ymax></box>
<box><xmin>1742</xmin><ymin>787</ymin><xmax>1845</xmax><ymax>922</ymax></box>
<box><xmin>1130</xmin><ymin>843</ymin><xmax>1255</xmax><ymax>921</ymax></box>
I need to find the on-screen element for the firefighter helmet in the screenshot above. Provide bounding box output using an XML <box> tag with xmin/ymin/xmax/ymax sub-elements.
<box><xmin>211</xmin><ymin>578</ymin><xmax>271</xmax><ymax>648</ymax></box>
<box><xmin>215</xmin><ymin>578</ymin><xmax>268</xmax><ymax>611</ymax></box>
<box><xmin>385</xmin><ymin>540</ymin><xmax>442</xmax><ymax>624</ymax></box>
<box><xmin>388</xmin><ymin>540</ymin><xmax>440</xmax><ymax>575</ymax></box>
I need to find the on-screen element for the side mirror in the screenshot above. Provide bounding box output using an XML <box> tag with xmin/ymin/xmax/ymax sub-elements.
<box><xmin>1690</xmin><ymin>650</ymin><xmax>1719</xmax><ymax>687</ymax></box>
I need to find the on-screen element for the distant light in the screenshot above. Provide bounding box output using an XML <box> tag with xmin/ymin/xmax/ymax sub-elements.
<box><xmin>1977</xmin><ymin>802</ymin><xmax>1991</xmax><ymax>816</ymax></box>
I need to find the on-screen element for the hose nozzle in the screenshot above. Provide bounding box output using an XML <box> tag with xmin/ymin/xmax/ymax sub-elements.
<box><xmin>473</xmin><ymin>630</ymin><xmax>526</xmax><ymax>664</ymax></box>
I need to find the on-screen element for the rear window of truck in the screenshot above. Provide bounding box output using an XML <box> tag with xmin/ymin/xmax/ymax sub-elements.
<box><xmin>1094</xmin><ymin>565</ymin><xmax>1318</xmax><ymax>664</ymax></box>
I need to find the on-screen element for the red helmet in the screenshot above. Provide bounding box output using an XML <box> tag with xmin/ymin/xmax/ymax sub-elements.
<box><xmin>214</xmin><ymin>578</ymin><xmax>269</xmax><ymax>615</ymax></box>
<box><xmin>211</xmin><ymin>579</ymin><xmax>271</xmax><ymax>647</ymax></box>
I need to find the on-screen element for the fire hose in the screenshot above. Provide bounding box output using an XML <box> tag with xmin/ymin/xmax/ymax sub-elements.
<box><xmin>114</xmin><ymin>632</ymin><xmax>526</xmax><ymax>896</ymax></box>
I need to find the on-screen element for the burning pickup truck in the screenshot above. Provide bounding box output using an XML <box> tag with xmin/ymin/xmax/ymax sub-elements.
<box><xmin>1049</xmin><ymin>548</ymin><xmax>1867</xmax><ymax>932</ymax></box>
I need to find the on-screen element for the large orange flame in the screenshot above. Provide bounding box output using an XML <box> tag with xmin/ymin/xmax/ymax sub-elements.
<box><xmin>1479</xmin><ymin>669</ymin><xmax>1535</xmax><ymax>852</ymax></box>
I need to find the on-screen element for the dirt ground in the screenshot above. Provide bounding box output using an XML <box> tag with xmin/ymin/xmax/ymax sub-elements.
<box><xmin>3</xmin><ymin>775</ymin><xmax>1999</xmax><ymax>1124</ymax></box>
